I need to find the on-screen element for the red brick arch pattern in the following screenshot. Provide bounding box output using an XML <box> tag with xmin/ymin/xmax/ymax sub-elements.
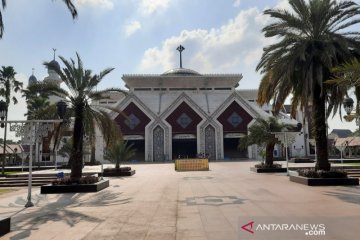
<box><xmin>217</xmin><ymin>101</ymin><xmax>253</xmax><ymax>133</ymax></box>
<box><xmin>114</xmin><ymin>102</ymin><xmax>151</xmax><ymax>135</ymax></box>
<box><xmin>165</xmin><ymin>102</ymin><xmax>203</xmax><ymax>134</ymax></box>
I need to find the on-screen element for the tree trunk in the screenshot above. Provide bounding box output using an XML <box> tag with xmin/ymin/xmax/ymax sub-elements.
<box><xmin>70</xmin><ymin>105</ymin><xmax>84</xmax><ymax>180</ymax></box>
<box><xmin>90</xmin><ymin>144</ymin><xmax>96</xmax><ymax>165</ymax></box>
<box><xmin>265</xmin><ymin>142</ymin><xmax>275</xmax><ymax>166</ymax></box>
<box><xmin>313</xmin><ymin>83</ymin><xmax>330</xmax><ymax>171</ymax></box>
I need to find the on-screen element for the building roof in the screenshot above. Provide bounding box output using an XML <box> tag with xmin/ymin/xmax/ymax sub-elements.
<box><xmin>330</xmin><ymin>129</ymin><xmax>353</xmax><ymax>138</ymax></box>
<box><xmin>122</xmin><ymin>72</ymin><xmax>242</xmax><ymax>89</ymax></box>
<box><xmin>334</xmin><ymin>137</ymin><xmax>360</xmax><ymax>147</ymax></box>
<box><xmin>0</xmin><ymin>144</ymin><xmax>24</xmax><ymax>154</ymax></box>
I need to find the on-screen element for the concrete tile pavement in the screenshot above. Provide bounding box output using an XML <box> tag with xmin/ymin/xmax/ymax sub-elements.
<box><xmin>0</xmin><ymin>161</ymin><xmax>359</xmax><ymax>240</ymax></box>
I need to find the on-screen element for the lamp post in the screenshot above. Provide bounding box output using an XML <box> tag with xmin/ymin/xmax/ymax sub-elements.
<box><xmin>0</xmin><ymin>100</ymin><xmax>67</xmax><ymax>208</ymax></box>
<box><xmin>271</xmin><ymin>123</ymin><xmax>302</xmax><ymax>176</ymax></box>
<box><xmin>343</xmin><ymin>97</ymin><xmax>360</xmax><ymax>131</ymax></box>
<box><xmin>0</xmin><ymin>100</ymin><xmax>8</xmax><ymax>175</ymax></box>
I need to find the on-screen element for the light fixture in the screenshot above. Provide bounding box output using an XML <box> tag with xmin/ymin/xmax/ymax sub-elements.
<box><xmin>343</xmin><ymin>97</ymin><xmax>354</xmax><ymax>115</ymax></box>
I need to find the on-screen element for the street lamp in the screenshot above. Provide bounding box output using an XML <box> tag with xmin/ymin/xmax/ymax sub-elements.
<box><xmin>271</xmin><ymin>123</ymin><xmax>303</xmax><ymax>176</ymax></box>
<box><xmin>0</xmin><ymin>100</ymin><xmax>8</xmax><ymax>175</ymax></box>
<box><xmin>0</xmin><ymin>100</ymin><xmax>67</xmax><ymax>208</ymax></box>
<box><xmin>56</xmin><ymin>101</ymin><xmax>67</xmax><ymax>119</ymax></box>
<box><xmin>343</xmin><ymin>97</ymin><xmax>354</xmax><ymax>115</ymax></box>
<box><xmin>343</xmin><ymin>97</ymin><xmax>360</xmax><ymax>130</ymax></box>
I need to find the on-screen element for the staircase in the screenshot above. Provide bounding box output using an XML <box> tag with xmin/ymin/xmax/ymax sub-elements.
<box><xmin>0</xmin><ymin>174</ymin><xmax>57</xmax><ymax>187</ymax></box>
<box><xmin>345</xmin><ymin>169</ymin><xmax>360</xmax><ymax>178</ymax></box>
<box><xmin>0</xmin><ymin>172</ymin><xmax>98</xmax><ymax>187</ymax></box>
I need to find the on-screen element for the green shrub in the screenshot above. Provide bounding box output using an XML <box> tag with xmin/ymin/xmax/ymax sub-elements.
<box><xmin>297</xmin><ymin>169</ymin><xmax>348</xmax><ymax>178</ymax></box>
<box><xmin>255</xmin><ymin>162</ymin><xmax>282</xmax><ymax>169</ymax></box>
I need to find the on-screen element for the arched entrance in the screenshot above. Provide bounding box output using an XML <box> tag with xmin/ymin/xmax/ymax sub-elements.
<box><xmin>165</xmin><ymin>102</ymin><xmax>203</xmax><ymax>159</ymax></box>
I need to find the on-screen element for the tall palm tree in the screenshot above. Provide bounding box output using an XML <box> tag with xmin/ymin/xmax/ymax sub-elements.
<box><xmin>0</xmin><ymin>0</ymin><xmax>77</xmax><ymax>38</ymax></box>
<box><xmin>44</xmin><ymin>53</ymin><xmax>124</xmax><ymax>180</ymax></box>
<box><xmin>0</xmin><ymin>66</ymin><xmax>23</xmax><ymax>174</ymax></box>
<box><xmin>239</xmin><ymin>117</ymin><xmax>291</xmax><ymax>166</ymax></box>
<box><xmin>331</xmin><ymin>58</ymin><xmax>360</xmax><ymax>119</ymax></box>
<box><xmin>0</xmin><ymin>66</ymin><xmax>22</xmax><ymax>105</ymax></box>
<box><xmin>256</xmin><ymin>0</ymin><xmax>360</xmax><ymax>171</ymax></box>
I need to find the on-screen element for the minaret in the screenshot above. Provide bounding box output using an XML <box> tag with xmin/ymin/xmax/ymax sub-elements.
<box><xmin>28</xmin><ymin>68</ymin><xmax>37</xmax><ymax>86</ymax></box>
<box><xmin>44</xmin><ymin>49</ymin><xmax>63</xmax><ymax>104</ymax></box>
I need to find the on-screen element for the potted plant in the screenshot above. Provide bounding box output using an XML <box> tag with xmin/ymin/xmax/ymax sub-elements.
<box><xmin>239</xmin><ymin>117</ymin><xmax>290</xmax><ymax>173</ymax></box>
<box><xmin>103</xmin><ymin>139</ymin><xmax>136</xmax><ymax>176</ymax></box>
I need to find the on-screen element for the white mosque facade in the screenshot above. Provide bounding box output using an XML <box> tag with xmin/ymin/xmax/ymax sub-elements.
<box><xmin>29</xmin><ymin>51</ymin><xmax>311</xmax><ymax>163</ymax></box>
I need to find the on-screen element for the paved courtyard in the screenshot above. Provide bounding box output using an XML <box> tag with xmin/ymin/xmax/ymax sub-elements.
<box><xmin>0</xmin><ymin>161</ymin><xmax>359</xmax><ymax>240</ymax></box>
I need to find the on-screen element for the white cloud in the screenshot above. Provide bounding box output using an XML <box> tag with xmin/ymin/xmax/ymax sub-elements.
<box><xmin>139</xmin><ymin>0</ymin><xmax>170</xmax><ymax>15</ymax></box>
<box><xmin>233</xmin><ymin>0</ymin><xmax>241</xmax><ymax>7</ymax></box>
<box><xmin>138</xmin><ymin>7</ymin><xmax>271</xmax><ymax>78</ymax></box>
<box><xmin>75</xmin><ymin>0</ymin><xmax>114</xmax><ymax>10</ymax></box>
<box><xmin>125</xmin><ymin>21</ymin><xmax>142</xmax><ymax>37</ymax></box>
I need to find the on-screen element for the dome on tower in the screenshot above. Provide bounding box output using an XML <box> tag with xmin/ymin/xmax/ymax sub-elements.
<box><xmin>48</xmin><ymin>60</ymin><xmax>61</xmax><ymax>70</ymax></box>
<box><xmin>28</xmin><ymin>74</ymin><xmax>37</xmax><ymax>86</ymax></box>
<box><xmin>162</xmin><ymin>68</ymin><xmax>201</xmax><ymax>76</ymax></box>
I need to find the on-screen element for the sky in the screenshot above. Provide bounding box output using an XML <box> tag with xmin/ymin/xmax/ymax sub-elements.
<box><xmin>1</xmin><ymin>0</ymin><xmax>360</xmax><ymax>140</ymax></box>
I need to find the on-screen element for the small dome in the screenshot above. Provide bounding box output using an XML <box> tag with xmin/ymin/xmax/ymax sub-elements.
<box><xmin>162</xmin><ymin>68</ymin><xmax>201</xmax><ymax>76</ymax></box>
<box><xmin>48</xmin><ymin>60</ymin><xmax>61</xmax><ymax>70</ymax></box>
<box><xmin>28</xmin><ymin>74</ymin><xmax>37</xmax><ymax>85</ymax></box>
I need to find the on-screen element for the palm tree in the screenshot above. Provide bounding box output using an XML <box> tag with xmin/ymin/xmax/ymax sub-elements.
<box><xmin>256</xmin><ymin>0</ymin><xmax>360</xmax><ymax>171</ymax></box>
<box><xmin>104</xmin><ymin>140</ymin><xmax>136</xmax><ymax>169</ymax></box>
<box><xmin>44</xmin><ymin>53</ymin><xmax>124</xmax><ymax>180</ymax></box>
<box><xmin>0</xmin><ymin>66</ymin><xmax>23</xmax><ymax>173</ymax></box>
<box><xmin>0</xmin><ymin>66</ymin><xmax>22</xmax><ymax>105</ymax></box>
<box><xmin>239</xmin><ymin>117</ymin><xmax>290</xmax><ymax>166</ymax></box>
<box><xmin>330</xmin><ymin>58</ymin><xmax>360</xmax><ymax>118</ymax></box>
<box><xmin>0</xmin><ymin>0</ymin><xmax>77</xmax><ymax>38</ymax></box>
<box><xmin>25</xmin><ymin>96</ymin><xmax>54</xmax><ymax>120</ymax></box>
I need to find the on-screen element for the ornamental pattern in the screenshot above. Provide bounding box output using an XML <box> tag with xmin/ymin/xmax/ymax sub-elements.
<box><xmin>9</xmin><ymin>122</ymin><xmax>54</xmax><ymax>144</ymax></box>
<box><xmin>227</xmin><ymin>112</ymin><xmax>243</xmax><ymax>128</ymax></box>
<box><xmin>125</xmin><ymin>113</ymin><xmax>141</xmax><ymax>130</ymax></box>
<box><xmin>176</xmin><ymin>113</ymin><xmax>192</xmax><ymax>129</ymax></box>
<box><xmin>205</xmin><ymin>125</ymin><xmax>216</xmax><ymax>160</ymax></box>
<box><xmin>153</xmin><ymin>126</ymin><xmax>165</xmax><ymax>161</ymax></box>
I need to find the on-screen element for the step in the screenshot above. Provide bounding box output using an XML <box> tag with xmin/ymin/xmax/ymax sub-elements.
<box><xmin>2</xmin><ymin>177</ymin><xmax>57</xmax><ymax>181</ymax></box>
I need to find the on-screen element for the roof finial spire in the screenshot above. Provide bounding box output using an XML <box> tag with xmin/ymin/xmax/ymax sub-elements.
<box><xmin>52</xmin><ymin>48</ymin><xmax>57</xmax><ymax>60</ymax></box>
<box><xmin>176</xmin><ymin>45</ymin><xmax>185</xmax><ymax>68</ymax></box>
<box><xmin>32</xmin><ymin>68</ymin><xmax>35</xmax><ymax>75</ymax></box>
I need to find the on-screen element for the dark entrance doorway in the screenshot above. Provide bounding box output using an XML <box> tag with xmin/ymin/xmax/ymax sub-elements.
<box><xmin>172</xmin><ymin>139</ymin><xmax>197</xmax><ymax>159</ymax></box>
<box><xmin>127</xmin><ymin>140</ymin><xmax>145</xmax><ymax>161</ymax></box>
<box><xmin>223</xmin><ymin>138</ymin><xmax>247</xmax><ymax>160</ymax></box>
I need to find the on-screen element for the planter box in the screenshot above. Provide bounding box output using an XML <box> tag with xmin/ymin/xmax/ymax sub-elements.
<box><xmin>0</xmin><ymin>217</ymin><xmax>10</xmax><ymax>236</ymax></box>
<box><xmin>250</xmin><ymin>167</ymin><xmax>287</xmax><ymax>173</ymax></box>
<box><xmin>289</xmin><ymin>158</ymin><xmax>314</xmax><ymax>163</ymax></box>
<box><xmin>102</xmin><ymin>170</ymin><xmax>136</xmax><ymax>177</ymax></box>
<box><xmin>290</xmin><ymin>176</ymin><xmax>359</xmax><ymax>186</ymax></box>
<box><xmin>40</xmin><ymin>179</ymin><xmax>109</xmax><ymax>194</ymax></box>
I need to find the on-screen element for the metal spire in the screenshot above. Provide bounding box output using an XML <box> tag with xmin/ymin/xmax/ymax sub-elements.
<box><xmin>176</xmin><ymin>45</ymin><xmax>185</xmax><ymax>68</ymax></box>
<box><xmin>32</xmin><ymin>68</ymin><xmax>35</xmax><ymax>75</ymax></box>
<box><xmin>52</xmin><ymin>48</ymin><xmax>57</xmax><ymax>60</ymax></box>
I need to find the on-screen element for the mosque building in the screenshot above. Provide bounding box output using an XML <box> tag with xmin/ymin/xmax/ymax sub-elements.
<box><xmin>29</xmin><ymin>47</ymin><xmax>310</xmax><ymax>163</ymax></box>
